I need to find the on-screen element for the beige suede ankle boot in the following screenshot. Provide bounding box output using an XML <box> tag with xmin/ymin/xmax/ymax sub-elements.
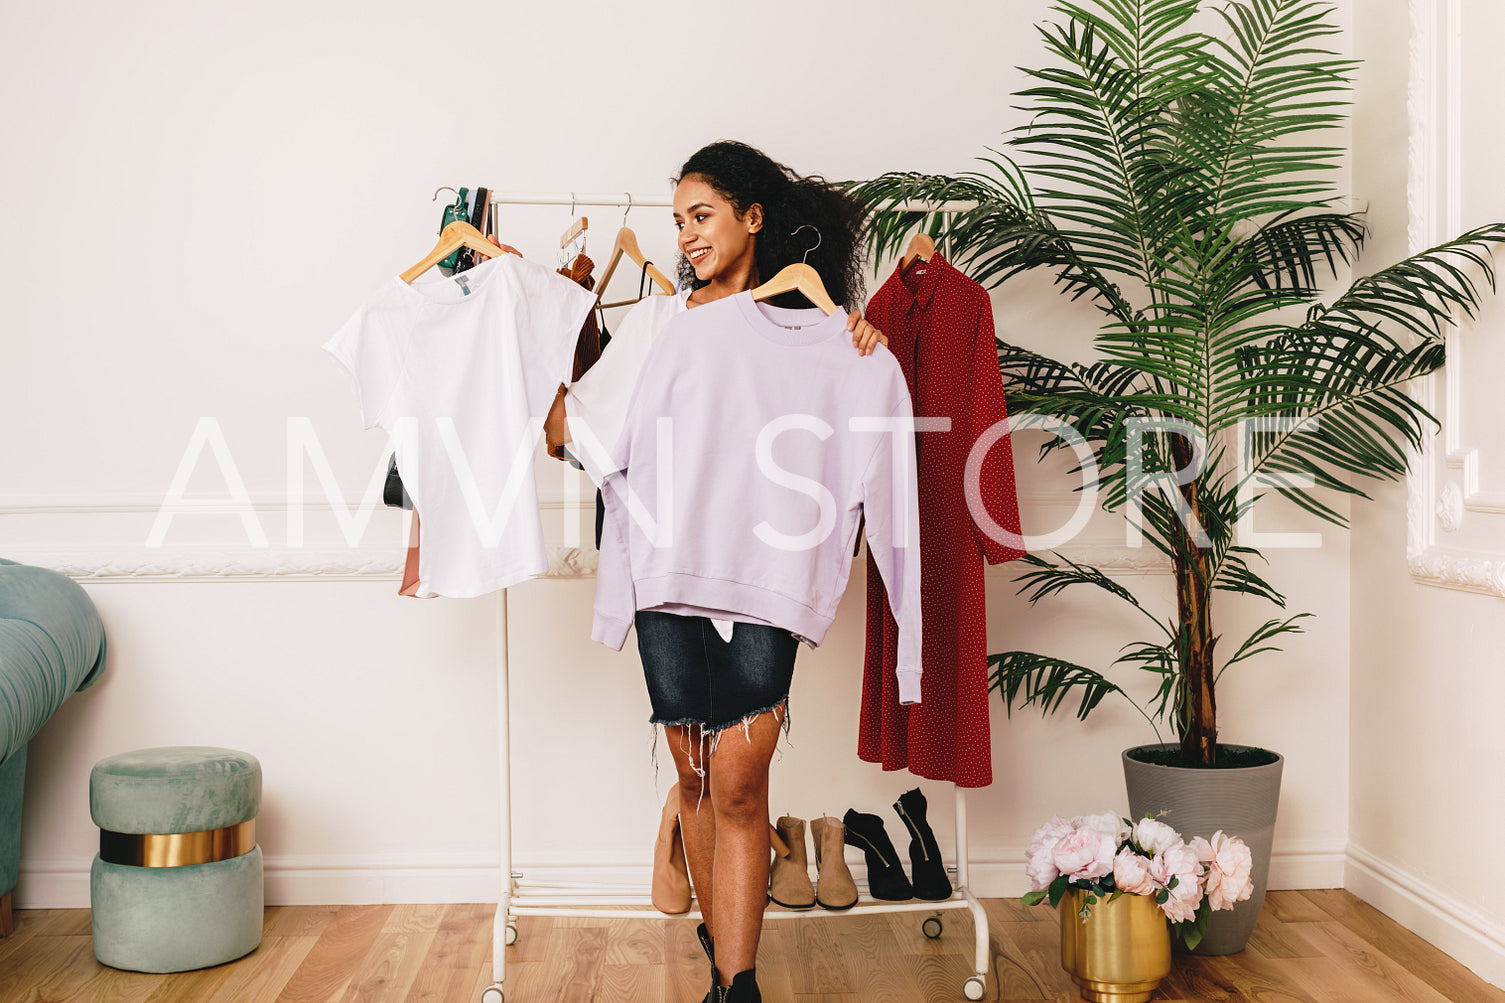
<box><xmin>810</xmin><ymin>815</ymin><xmax>858</xmax><ymax>910</ymax></box>
<box><xmin>651</xmin><ymin>783</ymin><xmax>692</xmax><ymax>914</ymax></box>
<box><xmin>767</xmin><ymin>816</ymin><xmax>815</xmax><ymax>909</ymax></box>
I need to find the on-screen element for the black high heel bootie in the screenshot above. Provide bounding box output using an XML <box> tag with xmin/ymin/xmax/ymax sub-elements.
<box><xmin>715</xmin><ymin>968</ymin><xmax>761</xmax><ymax>1002</ymax></box>
<box><xmin>895</xmin><ymin>787</ymin><xmax>953</xmax><ymax>900</ymax></box>
<box><xmin>842</xmin><ymin>808</ymin><xmax>912</xmax><ymax>900</ymax></box>
<box><xmin>698</xmin><ymin>923</ymin><xmax>718</xmax><ymax>1003</ymax></box>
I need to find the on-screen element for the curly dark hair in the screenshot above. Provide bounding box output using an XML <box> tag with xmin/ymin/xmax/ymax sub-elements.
<box><xmin>673</xmin><ymin>140</ymin><xmax>868</xmax><ymax>309</ymax></box>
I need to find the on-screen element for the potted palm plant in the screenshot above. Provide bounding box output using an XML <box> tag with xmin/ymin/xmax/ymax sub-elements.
<box><xmin>851</xmin><ymin>0</ymin><xmax>1504</xmax><ymax>954</ymax></box>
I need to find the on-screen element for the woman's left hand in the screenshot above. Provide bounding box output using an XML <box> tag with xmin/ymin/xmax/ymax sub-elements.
<box><xmin>848</xmin><ymin>308</ymin><xmax>888</xmax><ymax>355</ymax></box>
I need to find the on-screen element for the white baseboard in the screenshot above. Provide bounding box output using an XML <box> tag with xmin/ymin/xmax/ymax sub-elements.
<box><xmin>16</xmin><ymin>853</ymin><xmax>511</xmax><ymax>909</ymax></box>
<box><xmin>1346</xmin><ymin>843</ymin><xmax>1505</xmax><ymax>990</ymax></box>
<box><xmin>263</xmin><ymin>854</ymin><xmax>507</xmax><ymax>906</ymax></box>
<box><xmin>13</xmin><ymin>860</ymin><xmax>93</xmax><ymax>910</ymax></box>
<box><xmin>14</xmin><ymin>841</ymin><xmax>1348</xmax><ymax>910</ymax></box>
<box><xmin>1268</xmin><ymin>839</ymin><xmax>1349</xmax><ymax>890</ymax></box>
<box><xmin>949</xmin><ymin>841</ymin><xmax>1343</xmax><ymax>900</ymax></box>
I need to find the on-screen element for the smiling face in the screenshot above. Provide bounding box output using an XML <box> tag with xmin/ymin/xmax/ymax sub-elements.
<box><xmin>673</xmin><ymin>175</ymin><xmax>762</xmax><ymax>292</ymax></box>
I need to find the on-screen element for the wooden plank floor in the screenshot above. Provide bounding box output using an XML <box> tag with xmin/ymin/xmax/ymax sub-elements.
<box><xmin>0</xmin><ymin>890</ymin><xmax>1500</xmax><ymax>1002</ymax></box>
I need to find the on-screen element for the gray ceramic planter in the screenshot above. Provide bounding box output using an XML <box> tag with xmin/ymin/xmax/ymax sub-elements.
<box><xmin>1122</xmin><ymin>744</ymin><xmax>1283</xmax><ymax>956</ymax></box>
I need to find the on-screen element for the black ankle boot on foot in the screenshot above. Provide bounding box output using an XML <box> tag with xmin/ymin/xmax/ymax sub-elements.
<box><xmin>842</xmin><ymin>808</ymin><xmax>912</xmax><ymax>900</ymax></box>
<box><xmin>716</xmin><ymin>968</ymin><xmax>761</xmax><ymax>1002</ymax></box>
<box><xmin>697</xmin><ymin>922</ymin><xmax>714</xmax><ymax>963</ymax></box>
<box><xmin>895</xmin><ymin>787</ymin><xmax>953</xmax><ymax>900</ymax></box>
<box><xmin>698</xmin><ymin>924</ymin><xmax>718</xmax><ymax>1003</ymax></box>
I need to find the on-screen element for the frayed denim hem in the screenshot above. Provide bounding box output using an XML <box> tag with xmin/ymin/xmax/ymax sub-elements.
<box><xmin>651</xmin><ymin>699</ymin><xmax>792</xmax><ymax>809</ymax></box>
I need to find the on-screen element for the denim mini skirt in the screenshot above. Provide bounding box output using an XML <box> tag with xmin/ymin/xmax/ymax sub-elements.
<box><xmin>634</xmin><ymin>610</ymin><xmax>798</xmax><ymax>733</ymax></box>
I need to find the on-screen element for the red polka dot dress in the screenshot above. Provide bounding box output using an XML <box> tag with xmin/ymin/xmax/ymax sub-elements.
<box><xmin>859</xmin><ymin>253</ymin><xmax>1025</xmax><ymax>788</ymax></box>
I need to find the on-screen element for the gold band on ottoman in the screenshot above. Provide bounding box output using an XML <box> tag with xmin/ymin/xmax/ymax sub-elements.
<box><xmin>99</xmin><ymin>820</ymin><xmax>256</xmax><ymax>868</ymax></box>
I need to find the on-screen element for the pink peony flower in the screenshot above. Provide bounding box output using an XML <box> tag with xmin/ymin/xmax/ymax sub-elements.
<box><xmin>1053</xmin><ymin>826</ymin><xmax>1118</xmax><ymax>881</ymax></box>
<box><xmin>1131</xmin><ymin>818</ymin><xmax>1180</xmax><ymax>857</ymax></box>
<box><xmin>1025</xmin><ymin>815</ymin><xmax>1076</xmax><ymax>892</ymax></box>
<box><xmin>1112</xmin><ymin>847</ymin><xmax>1159</xmax><ymax>896</ymax></box>
<box><xmin>1150</xmin><ymin>842</ymin><xmax>1204</xmax><ymax>923</ymax></box>
<box><xmin>1191</xmin><ymin>832</ymin><xmax>1254</xmax><ymax>911</ymax></box>
<box><xmin>1077</xmin><ymin>812</ymin><xmax>1131</xmax><ymax>844</ymax></box>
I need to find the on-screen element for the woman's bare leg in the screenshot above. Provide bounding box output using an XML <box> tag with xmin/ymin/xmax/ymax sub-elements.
<box><xmin>664</xmin><ymin>724</ymin><xmax>717</xmax><ymax>940</ymax></box>
<box><xmin>706</xmin><ymin>705</ymin><xmax>783</xmax><ymax>984</ymax></box>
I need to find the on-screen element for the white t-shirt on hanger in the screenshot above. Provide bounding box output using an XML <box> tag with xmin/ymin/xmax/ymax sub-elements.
<box><xmin>325</xmin><ymin>253</ymin><xmax>595</xmax><ymax>598</ymax></box>
<box><xmin>564</xmin><ymin>287</ymin><xmax>690</xmax><ymax>488</ymax></box>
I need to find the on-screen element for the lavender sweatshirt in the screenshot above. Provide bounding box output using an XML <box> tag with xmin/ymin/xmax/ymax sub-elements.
<box><xmin>591</xmin><ymin>292</ymin><xmax>924</xmax><ymax>705</ymax></box>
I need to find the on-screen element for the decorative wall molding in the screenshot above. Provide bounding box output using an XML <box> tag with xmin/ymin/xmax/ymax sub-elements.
<box><xmin>0</xmin><ymin>484</ymin><xmax>1089</xmax><ymax>512</ymax></box>
<box><xmin>6</xmin><ymin>547</ymin><xmax>606</xmax><ymax>583</ymax></box>
<box><xmin>9</xmin><ymin>548</ymin><xmax>403</xmax><ymax>582</ymax></box>
<box><xmin>1438</xmin><ymin>483</ymin><xmax>1464</xmax><ymax>533</ymax></box>
<box><xmin>1406</xmin><ymin>545</ymin><xmax>1505</xmax><ymax>597</ymax></box>
<box><xmin>4</xmin><ymin>482</ymin><xmax>1167</xmax><ymax>584</ymax></box>
<box><xmin>1347</xmin><ymin>842</ymin><xmax>1505</xmax><ymax>990</ymax></box>
<box><xmin>1054</xmin><ymin>543</ymin><xmax>1171</xmax><ymax>575</ymax></box>
<box><xmin>547</xmin><ymin>547</ymin><xmax>598</xmax><ymax>578</ymax></box>
<box><xmin>9</xmin><ymin>542</ymin><xmax>1167</xmax><ymax>584</ymax></box>
<box><xmin>0</xmin><ymin>494</ymin><xmax>599</xmax><ymax>515</ymax></box>
<box><xmin>1405</xmin><ymin>0</ymin><xmax>1505</xmax><ymax>596</ymax></box>
<box><xmin>1406</xmin><ymin>0</ymin><xmax>1433</xmax><ymax>259</ymax></box>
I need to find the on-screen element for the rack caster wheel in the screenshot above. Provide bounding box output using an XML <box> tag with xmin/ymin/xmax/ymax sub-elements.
<box><xmin>962</xmin><ymin>974</ymin><xmax>985</xmax><ymax>1000</ymax></box>
<box><xmin>504</xmin><ymin>923</ymin><xmax>518</xmax><ymax>946</ymax></box>
<box><xmin>922</xmin><ymin>916</ymin><xmax>943</xmax><ymax>939</ymax></box>
<box><xmin>481</xmin><ymin>984</ymin><xmax>504</xmax><ymax>1003</ymax></box>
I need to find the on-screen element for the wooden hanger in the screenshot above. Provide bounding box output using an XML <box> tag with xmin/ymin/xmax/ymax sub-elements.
<box><xmin>560</xmin><ymin>215</ymin><xmax>588</xmax><ymax>251</ymax></box>
<box><xmin>902</xmin><ymin>232</ymin><xmax>936</xmax><ymax>268</ymax></box>
<box><xmin>749</xmin><ymin>225</ymin><xmax>836</xmax><ymax>315</ymax></box>
<box><xmin>400</xmin><ymin>221</ymin><xmax>517</xmax><ymax>283</ymax></box>
<box><xmin>749</xmin><ymin>263</ymin><xmax>836</xmax><ymax>315</ymax></box>
<box><xmin>595</xmin><ymin>226</ymin><xmax>676</xmax><ymax>308</ymax></box>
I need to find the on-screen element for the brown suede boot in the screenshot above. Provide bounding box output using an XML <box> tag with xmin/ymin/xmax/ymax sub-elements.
<box><xmin>651</xmin><ymin>783</ymin><xmax>692</xmax><ymax>914</ymax></box>
<box><xmin>767</xmin><ymin>816</ymin><xmax>815</xmax><ymax>909</ymax></box>
<box><xmin>810</xmin><ymin>815</ymin><xmax>858</xmax><ymax>910</ymax></box>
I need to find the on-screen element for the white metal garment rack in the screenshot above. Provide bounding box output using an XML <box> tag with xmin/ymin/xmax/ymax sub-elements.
<box><xmin>480</xmin><ymin>192</ymin><xmax>985</xmax><ymax>1003</ymax></box>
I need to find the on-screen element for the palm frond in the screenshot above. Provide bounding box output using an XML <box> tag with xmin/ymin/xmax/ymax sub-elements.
<box><xmin>998</xmin><ymin>342</ymin><xmax>1167</xmax><ymax>487</ymax></box>
<box><xmin>988</xmin><ymin>650</ymin><xmax>1132</xmax><ymax>721</ymax></box>
<box><xmin>849</xmin><ymin>166</ymin><xmax>1138</xmax><ymax>321</ymax></box>
<box><xmin>1212</xmin><ymin>546</ymin><xmax>1286</xmax><ymax>606</ymax></box>
<box><xmin>1187</xmin><ymin>0</ymin><xmax>1357</xmax><ymax>224</ymax></box>
<box><xmin>1242</xmin><ymin>210</ymin><xmax>1367</xmax><ymax>292</ymax></box>
<box><xmin>1217</xmin><ymin>613</ymin><xmax>1312</xmax><ymax>680</ymax></box>
<box><xmin>1235</xmin><ymin>225</ymin><xmax>1505</xmax><ymax>514</ymax></box>
<box><xmin>1316</xmin><ymin>224</ymin><xmax>1505</xmax><ymax>342</ymax></box>
<box><xmin>1012</xmin><ymin>553</ymin><xmax>1137</xmax><ymax>605</ymax></box>
<box><xmin>1011</xmin><ymin>553</ymin><xmax>1175</xmax><ymax>636</ymax></box>
<box><xmin>1011</xmin><ymin>3</ymin><xmax>1212</xmax><ymax>284</ymax></box>
<box><xmin>1114</xmin><ymin>639</ymin><xmax>1180</xmax><ymax>719</ymax></box>
<box><xmin>1053</xmin><ymin>0</ymin><xmax>1204</xmax><ymax>78</ymax></box>
<box><xmin>847</xmin><ymin>170</ymin><xmax>1029</xmax><ymax>264</ymax></box>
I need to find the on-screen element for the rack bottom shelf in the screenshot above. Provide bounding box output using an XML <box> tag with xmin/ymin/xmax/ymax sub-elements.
<box><xmin>492</xmin><ymin>884</ymin><xmax>991</xmax><ymax>1001</ymax></box>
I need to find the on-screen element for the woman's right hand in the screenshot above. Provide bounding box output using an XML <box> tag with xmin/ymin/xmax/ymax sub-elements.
<box><xmin>480</xmin><ymin>235</ymin><xmax>523</xmax><ymax>261</ymax></box>
<box><xmin>848</xmin><ymin>308</ymin><xmax>888</xmax><ymax>355</ymax></box>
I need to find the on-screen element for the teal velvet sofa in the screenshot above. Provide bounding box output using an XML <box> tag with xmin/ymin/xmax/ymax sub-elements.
<box><xmin>0</xmin><ymin>559</ymin><xmax>108</xmax><ymax>934</ymax></box>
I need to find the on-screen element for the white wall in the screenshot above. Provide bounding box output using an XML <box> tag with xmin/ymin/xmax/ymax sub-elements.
<box><xmin>3</xmin><ymin>0</ymin><xmax>1351</xmax><ymax>910</ymax></box>
<box><xmin>1349</xmin><ymin>0</ymin><xmax>1505</xmax><ymax>987</ymax></box>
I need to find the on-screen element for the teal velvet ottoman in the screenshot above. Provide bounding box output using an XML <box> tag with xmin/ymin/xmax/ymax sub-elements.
<box><xmin>90</xmin><ymin>747</ymin><xmax>264</xmax><ymax>972</ymax></box>
<box><xmin>1</xmin><ymin>558</ymin><xmax>108</xmax><ymax>935</ymax></box>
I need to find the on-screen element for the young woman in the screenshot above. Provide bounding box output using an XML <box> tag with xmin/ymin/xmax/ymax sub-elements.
<box><xmin>546</xmin><ymin>141</ymin><xmax>882</xmax><ymax>1003</ymax></box>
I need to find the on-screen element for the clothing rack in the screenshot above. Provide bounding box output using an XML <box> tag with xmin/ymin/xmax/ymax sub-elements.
<box><xmin>481</xmin><ymin>193</ymin><xmax>986</xmax><ymax>1003</ymax></box>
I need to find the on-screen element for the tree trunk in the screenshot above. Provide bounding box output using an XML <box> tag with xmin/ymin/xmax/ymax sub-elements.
<box><xmin>1173</xmin><ymin>438</ymin><xmax>1217</xmax><ymax>766</ymax></box>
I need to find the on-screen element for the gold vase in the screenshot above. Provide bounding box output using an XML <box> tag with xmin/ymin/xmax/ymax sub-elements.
<box><xmin>1059</xmin><ymin>888</ymin><xmax>1172</xmax><ymax>1002</ymax></box>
